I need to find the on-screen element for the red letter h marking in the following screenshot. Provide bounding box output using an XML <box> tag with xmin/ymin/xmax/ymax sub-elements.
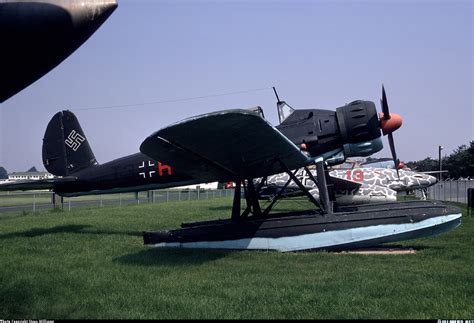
<box><xmin>158</xmin><ymin>162</ymin><xmax>172</xmax><ymax>176</ymax></box>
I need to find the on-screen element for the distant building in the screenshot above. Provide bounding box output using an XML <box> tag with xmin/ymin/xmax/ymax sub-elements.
<box><xmin>170</xmin><ymin>182</ymin><xmax>219</xmax><ymax>190</ymax></box>
<box><xmin>7</xmin><ymin>171</ymin><xmax>54</xmax><ymax>181</ymax></box>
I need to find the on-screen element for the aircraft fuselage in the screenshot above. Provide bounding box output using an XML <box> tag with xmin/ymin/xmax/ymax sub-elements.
<box><xmin>54</xmin><ymin>152</ymin><xmax>200</xmax><ymax>197</ymax></box>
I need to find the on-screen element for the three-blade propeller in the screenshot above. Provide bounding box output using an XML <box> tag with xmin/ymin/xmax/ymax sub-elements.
<box><xmin>379</xmin><ymin>85</ymin><xmax>403</xmax><ymax>178</ymax></box>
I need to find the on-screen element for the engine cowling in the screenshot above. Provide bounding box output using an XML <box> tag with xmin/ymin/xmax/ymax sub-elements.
<box><xmin>276</xmin><ymin>100</ymin><xmax>383</xmax><ymax>161</ymax></box>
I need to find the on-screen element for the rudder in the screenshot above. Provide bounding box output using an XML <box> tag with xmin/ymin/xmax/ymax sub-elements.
<box><xmin>42</xmin><ymin>110</ymin><xmax>98</xmax><ymax>176</ymax></box>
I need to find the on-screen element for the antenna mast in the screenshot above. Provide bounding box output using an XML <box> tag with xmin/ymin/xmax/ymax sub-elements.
<box><xmin>272</xmin><ymin>86</ymin><xmax>282</xmax><ymax>103</ymax></box>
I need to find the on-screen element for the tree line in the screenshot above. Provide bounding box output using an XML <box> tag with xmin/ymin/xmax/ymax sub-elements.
<box><xmin>405</xmin><ymin>141</ymin><xmax>474</xmax><ymax>179</ymax></box>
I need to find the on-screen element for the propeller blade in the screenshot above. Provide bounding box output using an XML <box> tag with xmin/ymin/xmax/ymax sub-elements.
<box><xmin>388</xmin><ymin>133</ymin><xmax>400</xmax><ymax>178</ymax></box>
<box><xmin>381</xmin><ymin>85</ymin><xmax>390</xmax><ymax>120</ymax></box>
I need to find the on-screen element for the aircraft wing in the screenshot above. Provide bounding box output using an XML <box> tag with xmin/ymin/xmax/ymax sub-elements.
<box><xmin>140</xmin><ymin>109</ymin><xmax>311</xmax><ymax>182</ymax></box>
<box><xmin>328</xmin><ymin>176</ymin><xmax>362</xmax><ymax>191</ymax></box>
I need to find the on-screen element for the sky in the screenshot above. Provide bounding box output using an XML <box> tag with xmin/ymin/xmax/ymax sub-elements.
<box><xmin>0</xmin><ymin>0</ymin><xmax>472</xmax><ymax>173</ymax></box>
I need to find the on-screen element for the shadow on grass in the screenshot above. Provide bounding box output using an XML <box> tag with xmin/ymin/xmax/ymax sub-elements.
<box><xmin>0</xmin><ymin>224</ymin><xmax>141</xmax><ymax>240</ymax></box>
<box><xmin>0</xmin><ymin>224</ymin><xmax>90</xmax><ymax>240</ymax></box>
<box><xmin>114</xmin><ymin>247</ymin><xmax>230</xmax><ymax>267</ymax></box>
<box><xmin>0</xmin><ymin>282</ymin><xmax>34</xmax><ymax>317</ymax></box>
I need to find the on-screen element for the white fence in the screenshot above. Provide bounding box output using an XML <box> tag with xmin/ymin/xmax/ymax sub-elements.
<box><xmin>427</xmin><ymin>180</ymin><xmax>474</xmax><ymax>203</ymax></box>
<box><xmin>0</xmin><ymin>189</ymin><xmax>235</xmax><ymax>213</ymax></box>
<box><xmin>3</xmin><ymin>181</ymin><xmax>472</xmax><ymax>214</ymax></box>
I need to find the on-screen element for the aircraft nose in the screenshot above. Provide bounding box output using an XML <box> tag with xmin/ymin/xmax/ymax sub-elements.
<box><xmin>428</xmin><ymin>174</ymin><xmax>438</xmax><ymax>186</ymax></box>
<box><xmin>0</xmin><ymin>0</ymin><xmax>118</xmax><ymax>103</ymax></box>
<box><xmin>69</xmin><ymin>0</ymin><xmax>118</xmax><ymax>29</ymax></box>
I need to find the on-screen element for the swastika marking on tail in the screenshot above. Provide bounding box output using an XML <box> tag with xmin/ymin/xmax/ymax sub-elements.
<box><xmin>65</xmin><ymin>130</ymin><xmax>85</xmax><ymax>151</ymax></box>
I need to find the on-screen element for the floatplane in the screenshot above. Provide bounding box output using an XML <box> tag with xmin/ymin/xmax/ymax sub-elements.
<box><xmin>0</xmin><ymin>86</ymin><xmax>461</xmax><ymax>251</ymax></box>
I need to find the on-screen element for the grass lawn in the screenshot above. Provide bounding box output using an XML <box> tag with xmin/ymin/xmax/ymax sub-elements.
<box><xmin>0</xmin><ymin>197</ymin><xmax>472</xmax><ymax>319</ymax></box>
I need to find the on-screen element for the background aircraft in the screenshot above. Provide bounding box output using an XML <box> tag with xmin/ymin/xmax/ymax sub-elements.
<box><xmin>257</xmin><ymin>166</ymin><xmax>438</xmax><ymax>205</ymax></box>
<box><xmin>360</xmin><ymin>157</ymin><xmax>405</xmax><ymax>169</ymax></box>
<box><xmin>0</xmin><ymin>0</ymin><xmax>118</xmax><ymax>103</ymax></box>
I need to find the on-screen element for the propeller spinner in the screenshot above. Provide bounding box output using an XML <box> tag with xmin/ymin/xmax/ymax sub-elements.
<box><xmin>378</xmin><ymin>85</ymin><xmax>403</xmax><ymax>177</ymax></box>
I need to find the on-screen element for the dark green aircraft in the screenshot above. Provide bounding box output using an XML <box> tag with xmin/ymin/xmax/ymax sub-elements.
<box><xmin>0</xmin><ymin>91</ymin><xmax>463</xmax><ymax>252</ymax></box>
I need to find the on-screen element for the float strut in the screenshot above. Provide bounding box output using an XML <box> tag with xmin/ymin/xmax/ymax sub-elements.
<box><xmin>231</xmin><ymin>179</ymin><xmax>242</xmax><ymax>220</ymax></box>
<box><xmin>315</xmin><ymin>161</ymin><xmax>333</xmax><ymax>214</ymax></box>
<box><xmin>278</xmin><ymin>160</ymin><xmax>321</xmax><ymax>209</ymax></box>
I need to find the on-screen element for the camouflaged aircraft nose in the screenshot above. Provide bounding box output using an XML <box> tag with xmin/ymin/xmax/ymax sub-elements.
<box><xmin>401</xmin><ymin>170</ymin><xmax>437</xmax><ymax>190</ymax></box>
<box><xmin>424</xmin><ymin>174</ymin><xmax>438</xmax><ymax>187</ymax></box>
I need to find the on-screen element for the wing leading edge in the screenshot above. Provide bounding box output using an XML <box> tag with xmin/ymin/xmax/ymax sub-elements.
<box><xmin>328</xmin><ymin>176</ymin><xmax>362</xmax><ymax>191</ymax></box>
<box><xmin>140</xmin><ymin>109</ymin><xmax>311</xmax><ymax>182</ymax></box>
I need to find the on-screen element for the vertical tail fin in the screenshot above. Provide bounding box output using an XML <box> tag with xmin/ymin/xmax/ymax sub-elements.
<box><xmin>42</xmin><ymin>110</ymin><xmax>98</xmax><ymax>176</ymax></box>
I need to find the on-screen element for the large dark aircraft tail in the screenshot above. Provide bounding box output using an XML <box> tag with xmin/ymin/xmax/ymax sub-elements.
<box><xmin>42</xmin><ymin>110</ymin><xmax>98</xmax><ymax>176</ymax></box>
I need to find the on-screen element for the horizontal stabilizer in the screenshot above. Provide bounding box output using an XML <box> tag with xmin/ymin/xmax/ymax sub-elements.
<box><xmin>420</xmin><ymin>170</ymin><xmax>448</xmax><ymax>174</ymax></box>
<box><xmin>140</xmin><ymin>109</ymin><xmax>310</xmax><ymax>182</ymax></box>
<box><xmin>0</xmin><ymin>177</ymin><xmax>76</xmax><ymax>192</ymax></box>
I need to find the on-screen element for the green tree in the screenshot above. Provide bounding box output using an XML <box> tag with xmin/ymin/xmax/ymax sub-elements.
<box><xmin>406</xmin><ymin>141</ymin><xmax>474</xmax><ymax>179</ymax></box>
<box><xmin>405</xmin><ymin>157</ymin><xmax>439</xmax><ymax>172</ymax></box>
<box><xmin>443</xmin><ymin>141</ymin><xmax>474</xmax><ymax>179</ymax></box>
<box><xmin>0</xmin><ymin>166</ymin><xmax>7</xmax><ymax>179</ymax></box>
